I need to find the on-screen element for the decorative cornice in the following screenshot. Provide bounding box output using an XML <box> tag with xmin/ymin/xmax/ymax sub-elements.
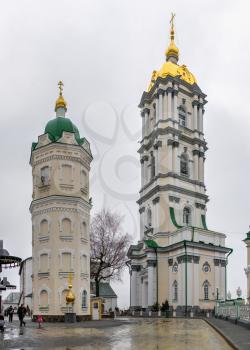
<box><xmin>139</xmin><ymin>172</ymin><xmax>205</xmax><ymax>194</ymax></box>
<box><xmin>138</xmin><ymin>184</ymin><xmax>208</xmax><ymax>205</ymax></box>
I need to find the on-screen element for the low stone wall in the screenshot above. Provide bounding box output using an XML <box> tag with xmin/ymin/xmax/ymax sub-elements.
<box><xmin>32</xmin><ymin>314</ymin><xmax>92</xmax><ymax>322</ymax></box>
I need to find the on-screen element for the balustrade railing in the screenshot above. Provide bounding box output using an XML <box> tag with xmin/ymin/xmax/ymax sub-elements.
<box><xmin>216</xmin><ymin>304</ymin><xmax>250</xmax><ymax>323</ymax></box>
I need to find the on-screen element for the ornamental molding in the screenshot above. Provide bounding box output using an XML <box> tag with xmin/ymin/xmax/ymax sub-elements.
<box><xmin>139</xmin><ymin>179</ymin><xmax>207</xmax><ymax>203</ymax></box>
<box><xmin>138</xmin><ymin>126</ymin><xmax>207</xmax><ymax>154</ymax></box>
<box><xmin>131</xmin><ymin>265</ymin><xmax>141</xmax><ymax>272</ymax></box>
<box><xmin>33</xmin><ymin>154</ymin><xmax>90</xmax><ymax>170</ymax></box>
<box><xmin>139</xmin><ymin>75</ymin><xmax>207</xmax><ymax>109</ymax></box>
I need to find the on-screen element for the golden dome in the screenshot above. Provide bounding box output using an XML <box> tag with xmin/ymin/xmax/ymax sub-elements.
<box><xmin>165</xmin><ymin>40</ymin><xmax>179</xmax><ymax>60</ymax></box>
<box><xmin>147</xmin><ymin>14</ymin><xmax>197</xmax><ymax>91</ymax></box>
<box><xmin>55</xmin><ymin>81</ymin><xmax>67</xmax><ymax>112</ymax></box>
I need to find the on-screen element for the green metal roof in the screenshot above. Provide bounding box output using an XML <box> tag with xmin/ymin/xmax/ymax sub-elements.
<box><xmin>99</xmin><ymin>283</ymin><xmax>117</xmax><ymax>298</ymax></box>
<box><xmin>45</xmin><ymin>117</ymin><xmax>83</xmax><ymax>144</ymax></box>
<box><xmin>144</xmin><ymin>239</ymin><xmax>158</xmax><ymax>249</ymax></box>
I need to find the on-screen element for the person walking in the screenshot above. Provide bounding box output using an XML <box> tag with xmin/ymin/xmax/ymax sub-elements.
<box><xmin>17</xmin><ymin>304</ymin><xmax>26</xmax><ymax>327</ymax></box>
<box><xmin>8</xmin><ymin>306</ymin><xmax>14</xmax><ymax>323</ymax></box>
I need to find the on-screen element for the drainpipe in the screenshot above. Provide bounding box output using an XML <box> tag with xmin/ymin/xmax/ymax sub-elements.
<box><xmin>225</xmin><ymin>248</ymin><xmax>233</xmax><ymax>300</ymax></box>
<box><xmin>184</xmin><ymin>240</ymin><xmax>188</xmax><ymax>317</ymax></box>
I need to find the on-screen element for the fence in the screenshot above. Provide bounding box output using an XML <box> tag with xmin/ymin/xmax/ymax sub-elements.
<box><xmin>215</xmin><ymin>304</ymin><xmax>250</xmax><ymax>323</ymax></box>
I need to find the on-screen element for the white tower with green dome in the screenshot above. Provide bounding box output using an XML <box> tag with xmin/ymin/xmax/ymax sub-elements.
<box><xmin>30</xmin><ymin>82</ymin><xmax>92</xmax><ymax>320</ymax></box>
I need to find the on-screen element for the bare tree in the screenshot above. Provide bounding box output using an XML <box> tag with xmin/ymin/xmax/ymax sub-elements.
<box><xmin>90</xmin><ymin>208</ymin><xmax>131</xmax><ymax>297</ymax></box>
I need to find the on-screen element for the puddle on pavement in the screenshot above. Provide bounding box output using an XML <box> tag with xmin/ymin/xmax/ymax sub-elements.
<box><xmin>1</xmin><ymin>319</ymin><xmax>233</xmax><ymax>350</ymax></box>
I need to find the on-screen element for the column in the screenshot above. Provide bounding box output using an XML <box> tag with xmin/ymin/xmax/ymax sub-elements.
<box><xmin>173</xmin><ymin>88</ymin><xmax>178</xmax><ymax>123</ymax></box>
<box><xmin>140</xmin><ymin>159</ymin><xmax>143</xmax><ymax>187</ymax></box>
<box><xmin>172</xmin><ymin>142</ymin><xmax>179</xmax><ymax>173</ymax></box>
<box><xmin>153</xmin><ymin>197</ymin><xmax>160</xmax><ymax>232</ymax></box>
<box><xmin>157</xmin><ymin>142</ymin><xmax>163</xmax><ymax>174</ymax></box>
<box><xmin>187</xmin><ymin>257</ymin><xmax>193</xmax><ymax>306</ymax></box>
<box><xmin>198</xmin><ymin>152</ymin><xmax>204</xmax><ymax>183</ymax></box>
<box><xmin>143</xmin><ymin>155</ymin><xmax>149</xmax><ymax>184</ymax></box>
<box><xmin>198</xmin><ymin>106</ymin><xmax>203</xmax><ymax>133</ymax></box>
<box><xmin>144</xmin><ymin>108</ymin><xmax>150</xmax><ymax>137</ymax></box>
<box><xmin>158</xmin><ymin>91</ymin><xmax>163</xmax><ymax>121</ymax></box>
<box><xmin>168</xmin><ymin>259</ymin><xmax>173</xmax><ymax>304</ymax></box>
<box><xmin>154</xmin><ymin>147</ymin><xmax>158</xmax><ymax>176</ymax></box>
<box><xmin>193</xmin><ymin>257</ymin><xmax>200</xmax><ymax>306</ymax></box>
<box><xmin>131</xmin><ymin>266</ymin><xmax>138</xmax><ymax>307</ymax></box>
<box><xmin>155</xmin><ymin>95</ymin><xmax>159</xmax><ymax>124</ymax></box>
<box><xmin>141</xmin><ymin>112</ymin><xmax>145</xmax><ymax>139</ymax></box>
<box><xmin>163</xmin><ymin>92</ymin><xmax>168</xmax><ymax>119</ymax></box>
<box><xmin>167</xmin><ymin>90</ymin><xmax>172</xmax><ymax>118</ymax></box>
<box><xmin>167</xmin><ymin>141</ymin><xmax>173</xmax><ymax>172</ymax></box>
<box><xmin>192</xmin><ymin>101</ymin><xmax>198</xmax><ymax>130</ymax></box>
<box><xmin>193</xmin><ymin>150</ymin><xmax>199</xmax><ymax>181</ymax></box>
<box><xmin>220</xmin><ymin>261</ymin><xmax>226</xmax><ymax>300</ymax></box>
<box><xmin>147</xmin><ymin>260</ymin><xmax>156</xmax><ymax>307</ymax></box>
<box><xmin>214</xmin><ymin>259</ymin><xmax>220</xmax><ymax>300</ymax></box>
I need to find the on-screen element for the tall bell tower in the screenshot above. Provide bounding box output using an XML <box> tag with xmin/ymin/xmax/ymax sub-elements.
<box><xmin>30</xmin><ymin>82</ymin><xmax>92</xmax><ymax>320</ymax></box>
<box><xmin>138</xmin><ymin>14</ymin><xmax>208</xmax><ymax>239</ymax></box>
<box><xmin>128</xmin><ymin>15</ymin><xmax>231</xmax><ymax>313</ymax></box>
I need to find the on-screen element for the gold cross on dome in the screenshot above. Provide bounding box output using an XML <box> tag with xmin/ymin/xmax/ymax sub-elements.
<box><xmin>170</xmin><ymin>13</ymin><xmax>176</xmax><ymax>29</ymax></box>
<box><xmin>58</xmin><ymin>81</ymin><xmax>64</xmax><ymax>96</ymax></box>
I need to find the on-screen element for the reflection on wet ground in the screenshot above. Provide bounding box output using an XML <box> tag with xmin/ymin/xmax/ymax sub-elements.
<box><xmin>0</xmin><ymin>318</ymin><xmax>233</xmax><ymax>350</ymax></box>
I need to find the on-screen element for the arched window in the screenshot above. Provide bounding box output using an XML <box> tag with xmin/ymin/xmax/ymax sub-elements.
<box><xmin>81</xmin><ymin>255</ymin><xmax>88</xmax><ymax>274</ymax></box>
<box><xmin>81</xmin><ymin>221</ymin><xmax>87</xmax><ymax>239</ymax></box>
<box><xmin>180</xmin><ymin>153</ymin><xmax>189</xmax><ymax>176</ymax></box>
<box><xmin>62</xmin><ymin>218</ymin><xmax>71</xmax><ymax>235</ymax></box>
<box><xmin>40</xmin><ymin>253</ymin><xmax>49</xmax><ymax>272</ymax></box>
<box><xmin>204</xmin><ymin>281</ymin><xmax>209</xmax><ymax>300</ymax></box>
<box><xmin>40</xmin><ymin>219</ymin><xmax>49</xmax><ymax>236</ymax></box>
<box><xmin>183</xmin><ymin>207</ymin><xmax>191</xmax><ymax>226</ymax></box>
<box><xmin>62</xmin><ymin>164</ymin><xmax>72</xmax><ymax>183</ymax></box>
<box><xmin>41</xmin><ymin>166</ymin><xmax>49</xmax><ymax>185</ymax></box>
<box><xmin>82</xmin><ymin>290</ymin><xmax>87</xmax><ymax>309</ymax></box>
<box><xmin>40</xmin><ymin>290</ymin><xmax>48</xmax><ymax>307</ymax></box>
<box><xmin>62</xmin><ymin>252</ymin><xmax>71</xmax><ymax>271</ymax></box>
<box><xmin>147</xmin><ymin>208</ymin><xmax>152</xmax><ymax>227</ymax></box>
<box><xmin>173</xmin><ymin>281</ymin><xmax>178</xmax><ymax>301</ymax></box>
<box><xmin>179</xmin><ymin>106</ymin><xmax>187</xmax><ymax>127</ymax></box>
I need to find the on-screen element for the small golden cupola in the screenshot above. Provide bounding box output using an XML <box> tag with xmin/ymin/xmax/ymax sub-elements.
<box><xmin>165</xmin><ymin>13</ymin><xmax>179</xmax><ymax>63</ymax></box>
<box><xmin>55</xmin><ymin>80</ymin><xmax>67</xmax><ymax>115</ymax></box>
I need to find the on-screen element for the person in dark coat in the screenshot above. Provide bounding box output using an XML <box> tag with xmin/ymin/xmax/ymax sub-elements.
<box><xmin>8</xmin><ymin>306</ymin><xmax>14</xmax><ymax>323</ymax></box>
<box><xmin>17</xmin><ymin>304</ymin><xmax>26</xmax><ymax>327</ymax></box>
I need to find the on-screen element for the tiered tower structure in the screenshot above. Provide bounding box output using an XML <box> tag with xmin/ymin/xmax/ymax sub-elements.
<box><xmin>128</xmin><ymin>16</ymin><xmax>232</xmax><ymax>313</ymax></box>
<box><xmin>30</xmin><ymin>82</ymin><xmax>92</xmax><ymax>320</ymax></box>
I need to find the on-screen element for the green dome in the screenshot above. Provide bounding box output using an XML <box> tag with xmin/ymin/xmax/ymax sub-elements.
<box><xmin>45</xmin><ymin>117</ymin><xmax>82</xmax><ymax>144</ymax></box>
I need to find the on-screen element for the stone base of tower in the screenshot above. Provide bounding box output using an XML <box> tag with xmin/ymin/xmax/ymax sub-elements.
<box><xmin>128</xmin><ymin>226</ymin><xmax>232</xmax><ymax>312</ymax></box>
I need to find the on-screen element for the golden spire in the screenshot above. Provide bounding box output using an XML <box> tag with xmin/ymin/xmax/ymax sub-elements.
<box><xmin>66</xmin><ymin>273</ymin><xmax>75</xmax><ymax>304</ymax></box>
<box><xmin>55</xmin><ymin>80</ymin><xmax>67</xmax><ymax>112</ymax></box>
<box><xmin>166</xmin><ymin>13</ymin><xmax>179</xmax><ymax>62</ymax></box>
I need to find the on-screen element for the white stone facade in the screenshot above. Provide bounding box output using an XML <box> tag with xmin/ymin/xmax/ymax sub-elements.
<box><xmin>128</xmin><ymin>33</ymin><xmax>231</xmax><ymax>312</ymax></box>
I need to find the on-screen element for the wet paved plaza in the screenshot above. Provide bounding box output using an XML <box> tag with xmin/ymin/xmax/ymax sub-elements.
<box><xmin>1</xmin><ymin>318</ymin><xmax>233</xmax><ymax>350</ymax></box>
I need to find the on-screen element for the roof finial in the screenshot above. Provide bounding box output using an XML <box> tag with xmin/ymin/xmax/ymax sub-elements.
<box><xmin>170</xmin><ymin>13</ymin><xmax>175</xmax><ymax>40</ymax></box>
<box><xmin>166</xmin><ymin>13</ymin><xmax>179</xmax><ymax>63</ymax></box>
<box><xmin>55</xmin><ymin>80</ymin><xmax>67</xmax><ymax>114</ymax></box>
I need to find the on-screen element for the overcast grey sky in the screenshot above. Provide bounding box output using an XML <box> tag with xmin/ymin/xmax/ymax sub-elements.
<box><xmin>1</xmin><ymin>0</ymin><xmax>250</xmax><ymax>307</ymax></box>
